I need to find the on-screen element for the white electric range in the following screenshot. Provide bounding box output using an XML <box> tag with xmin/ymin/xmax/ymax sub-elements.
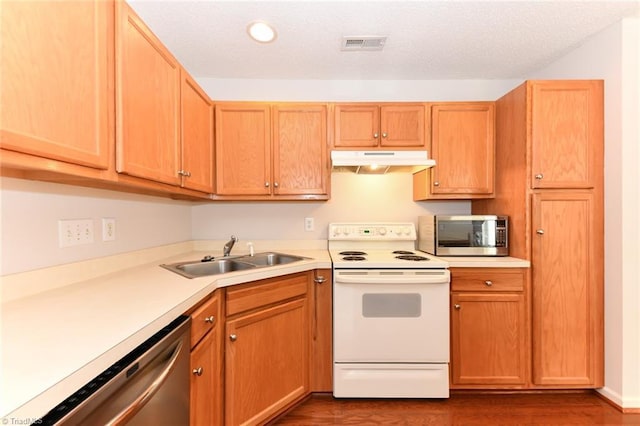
<box><xmin>329</xmin><ymin>222</ymin><xmax>451</xmax><ymax>398</ymax></box>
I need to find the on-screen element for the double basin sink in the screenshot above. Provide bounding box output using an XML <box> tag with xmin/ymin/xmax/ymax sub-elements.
<box><xmin>161</xmin><ymin>252</ymin><xmax>308</xmax><ymax>279</ymax></box>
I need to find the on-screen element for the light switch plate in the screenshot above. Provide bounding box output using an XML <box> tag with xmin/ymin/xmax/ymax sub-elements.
<box><xmin>59</xmin><ymin>219</ymin><xmax>94</xmax><ymax>247</ymax></box>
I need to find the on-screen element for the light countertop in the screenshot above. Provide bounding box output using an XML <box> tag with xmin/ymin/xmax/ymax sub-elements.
<box><xmin>440</xmin><ymin>256</ymin><xmax>530</xmax><ymax>268</ymax></box>
<box><xmin>1</xmin><ymin>242</ymin><xmax>330</xmax><ymax>421</ymax></box>
<box><xmin>0</xmin><ymin>241</ymin><xmax>527</xmax><ymax>421</ymax></box>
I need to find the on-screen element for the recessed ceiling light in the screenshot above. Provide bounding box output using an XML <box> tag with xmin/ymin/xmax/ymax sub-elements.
<box><xmin>247</xmin><ymin>21</ymin><xmax>277</xmax><ymax>43</ymax></box>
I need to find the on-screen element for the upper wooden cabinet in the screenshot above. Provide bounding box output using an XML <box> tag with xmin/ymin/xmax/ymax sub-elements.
<box><xmin>180</xmin><ymin>71</ymin><xmax>214</xmax><ymax>193</ymax></box>
<box><xmin>413</xmin><ymin>102</ymin><xmax>495</xmax><ymax>200</ymax></box>
<box><xmin>529</xmin><ymin>81</ymin><xmax>603</xmax><ymax>189</ymax></box>
<box><xmin>333</xmin><ymin>103</ymin><xmax>427</xmax><ymax>149</ymax></box>
<box><xmin>116</xmin><ymin>1</ymin><xmax>181</xmax><ymax>186</ymax></box>
<box><xmin>0</xmin><ymin>0</ymin><xmax>112</xmax><ymax>170</ymax></box>
<box><xmin>214</xmin><ymin>103</ymin><xmax>329</xmax><ymax>200</ymax></box>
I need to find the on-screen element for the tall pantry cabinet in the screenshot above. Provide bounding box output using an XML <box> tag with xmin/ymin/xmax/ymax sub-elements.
<box><xmin>473</xmin><ymin>80</ymin><xmax>604</xmax><ymax>388</ymax></box>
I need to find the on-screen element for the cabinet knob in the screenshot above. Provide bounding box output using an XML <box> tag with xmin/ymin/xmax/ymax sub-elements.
<box><xmin>274</xmin><ymin>182</ymin><xmax>279</xmax><ymax>188</ymax></box>
<box><xmin>536</xmin><ymin>229</ymin><xmax>545</xmax><ymax>235</ymax></box>
<box><xmin>373</xmin><ymin>133</ymin><xmax>379</xmax><ymax>138</ymax></box>
<box><xmin>484</xmin><ymin>280</ymin><xmax>493</xmax><ymax>286</ymax></box>
<box><xmin>204</xmin><ymin>316</ymin><xmax>215</xmax><ymax>324</ymax></box>
<box><xmin>192</xmin><ymin>367</ymin><xmax>203</xmax><ymax>376</ymax></box>
<box><xmin>229</xmin><ymin>334</ymin><xmax>237</xmax><ymax>342</ymax></box>
<box><xmin>177</xmin><ymin>170</ymin><xmax>191</xmax><ymax>177</ymax></box>
<box><xmin>433</xmin><ymin>181</ymin><xmax>440</xmax><ymax>187</ymax></box>
<box><xmin>264</xmin><ymin>182</ymin><xmax>270</xmax><ymax>187</ymax></box>
<box><xmin>454</xmin><ymin>304</ymin><xmax>461</xmax><ymax>310</ymax></box>
<box><xmin>535</xmin><ymin>173</ymin><xmax>544</xmax><ymax>180</ymax></box>
<box><xmin>314</xmin><ymin>276</ymin><xmax>326</xmax><ymax>284</ymax></box>
<box><xmin>382</xmin><ymin>132</ymin><xmax>388</xmax><ymax>138</ymax></box>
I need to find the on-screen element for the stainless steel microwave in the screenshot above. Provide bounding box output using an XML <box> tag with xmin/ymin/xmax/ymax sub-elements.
<box><xmin>418</xmin><ymin>215</ymin><xmax>509</xmax><ymax>256</ymax></box>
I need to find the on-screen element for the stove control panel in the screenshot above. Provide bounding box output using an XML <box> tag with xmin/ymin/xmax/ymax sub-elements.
<box><xmin>329</xmin><ymin>223</ymin><xmax>416</xmax><ymax>240</ymax></box>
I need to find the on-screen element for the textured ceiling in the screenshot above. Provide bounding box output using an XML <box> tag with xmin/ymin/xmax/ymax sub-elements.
<box><xmin>128</xmin><ymin>0</ymin><xmax>640</xmax><ymax>80</ymax></box>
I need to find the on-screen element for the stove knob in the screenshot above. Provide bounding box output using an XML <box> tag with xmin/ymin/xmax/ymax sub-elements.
<box><xmin>378</xmin><ymin>227</ymin><xmax>387</xmax><ymax>236</ymax></box>
<box><xmin>402</xmin><ymin>226</ymin><xmax>411</xmax><ymax>235</ymax></box>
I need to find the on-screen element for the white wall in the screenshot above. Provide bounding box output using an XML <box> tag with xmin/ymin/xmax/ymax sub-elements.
<box><xmin>527</xmin><ymin>16</ymin><xmax>640</xmax><ymax>409</ymax></box>
<box><xmin>0</xmin><ymin>177</ymin><xmax>193</xmax><ymax>275</ymax></box>
<box><xmin>191</xmin><ymin>172</ymin><xmax>468</xmax><ymax>241</ymax></box>
<box><xmin>198</xmin><ymin>78</ymin><xmax>520</xmax><ymax>102</ymax></box>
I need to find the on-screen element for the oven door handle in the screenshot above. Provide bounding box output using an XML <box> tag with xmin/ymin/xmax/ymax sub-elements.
<box><xmin>335</xmin><ymin>273</ymin><xmax>449</xmax><ymax>285</ymax></box>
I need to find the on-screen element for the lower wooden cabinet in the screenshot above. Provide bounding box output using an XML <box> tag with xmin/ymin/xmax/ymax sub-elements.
<box><xmin>450</xmin><ymin>267</ymin><xmax>528</xmax><ymax>388</ymax></box>
<box><xmin>189</xmin><ymin>291</ymin><xmax>223</xmax><ymax>426</ymax></box>
<box><xmin>310</xmin><ymin>269</ymin><xmax>333</xmax><ymax>392</ymax></box>
<box><xmin>224</xmin><ymin>272</ymin><xmax>311</xmax><ymax>426</ymax></box>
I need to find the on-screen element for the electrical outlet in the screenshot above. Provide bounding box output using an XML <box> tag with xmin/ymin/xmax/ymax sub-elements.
<box><xmin>58</xmin><ymin>219</ymin><xmax>94</xmax><ymax>248</ymax></box>
<box><xmin>102</xmin><ymin>218</ymin><xmax>116</xmax><ymax>241</ymax></box>
<box><xmin>304</xmin><ymin>217</ymin><xmax>315</xmax><ymax>232</ymax></box>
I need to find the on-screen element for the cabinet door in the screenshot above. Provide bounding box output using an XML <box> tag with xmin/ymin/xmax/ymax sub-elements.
<box><xmin>380</xmin><ymin>105</ymin><xmax>426</xmax><ymax>147</ymax></box>
<box><xmin>0</xmin><ymin>0</ymin><xmax>110</xmax><ymax>169</ymax></box>
<box><xmin>334</xmin><ymin>104</ymin><xmax>379</xmax><ymax>147</ymax></box>
<box><xmin>531</xmin><ymin>192</ymin><xmax>603</xmax><ymax>386</ymax></box>
<box><xmin>451</xmin><ymin>292</ymin><xmax>527</xmax><ymax>386</ymax></box>
<box><xmin>190</xmin><ymin>331</ymin><xmax>215</xmax><ymax>426</ymax></box>
<box><xmin>215</xmin><ymin>104</ymin><xmax>271</xmax><ymax>195</ymax></box>
<box><xmin>429</xmin><ymin>103</ymin><xmax>495</xmax><ymax>198</ymax></box>
<box><xmin>116</xmin><ymin>1</ymin><xmax>181</xmax><ymax>185</ymax></box>
<box><xmin>225</xmin><ymin>298</ymin><xmax>309</xmax><ymax>426</ymax></box>
<box><xmin>272</xmin><ymin>105</ymin><xmax>328</xmax><ymax>196</ymax></box>
<box><xmin>310</xmin><ymin>269</ymin><xmax>333</xmax><ymax>392</ymax></box>
<box><xmin>529</xmin><ymin>81</ymin><xmax>603</xmax><ymax>189</ymax></box>
<box><xmin>181</xmin><ymin>70</ymin><xmax>214</xmax><ymax>193</ymax></box>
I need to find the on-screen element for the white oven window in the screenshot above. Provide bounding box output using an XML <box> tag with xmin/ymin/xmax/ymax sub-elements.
<box><xmin>362</xmin><ymin>293</ymin><xmax>421</xmax><ymax>317</ymax></box>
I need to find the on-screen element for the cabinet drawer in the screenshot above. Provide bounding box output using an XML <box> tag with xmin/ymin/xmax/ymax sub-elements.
<box><xmin>226</xmin><ymin>272</ymin><xmax>309</xmax><ymax>317</ymax></box>
<box><xmin>190</xmin><ymin>292</ymin><xmax>220</xmax><ymax>348</ymax></box>
<box><xmin>450</xmin><ymin>268</ymin><xmax>525</xmax><ymax>292</ymax></box>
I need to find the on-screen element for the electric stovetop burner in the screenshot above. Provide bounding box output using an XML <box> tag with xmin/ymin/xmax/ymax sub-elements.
<box><xmin>392</xmin><ymin>250</ymin><xmax>415</xmax><ymax>255</ymax></box>
<box><xmin>342</xmin><ymin>256</ymin><xmax>366</xmax><ymax>261</ymax></box>
<box><xmin>339</xmin><ymin>251</ymin><xmax>367</xmax><ymax>256</ymax></box>
<box><xmin>396</xmin><ymin>255</ymin><xmax>429</xmax><ymax>261</ymax></box>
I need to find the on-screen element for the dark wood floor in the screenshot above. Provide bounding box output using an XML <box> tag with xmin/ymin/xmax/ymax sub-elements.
<box><xmin>271</xmin><ymin>392</ymin><xmax>640</xmax><ymax>425</ymax></box>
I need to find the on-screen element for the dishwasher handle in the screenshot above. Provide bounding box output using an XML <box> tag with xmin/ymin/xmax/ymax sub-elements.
<box><xmin>335</xmin><ymin>272</ymin><xmax>450</xmax><ymax>285</ymax></box>
<box><xmin>105</xmin><ymin>339</ymin><xmax>185</xmax><ymax>425</ymax></box>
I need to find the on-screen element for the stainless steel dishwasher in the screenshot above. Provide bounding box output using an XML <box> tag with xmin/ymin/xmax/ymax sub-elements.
<box><xmin>38</xmin><ymin>315</ymin><xmax>191</xmax><ymax>425</ymax></box>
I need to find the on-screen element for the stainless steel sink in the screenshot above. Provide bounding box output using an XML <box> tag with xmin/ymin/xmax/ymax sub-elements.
<box><xmin>160</xmin><ymin>252</ymin><xmax>308</xmax><ymax>279</ymax></box>
<box><xmin>238</xmin><ymin>252</ymin><xmax>307</xmax><ymax>267</ymax></box>
<box><xmin>161</xmin><ymin>258</ymin><xmax>256</xmax><ymax>279</ymax></box>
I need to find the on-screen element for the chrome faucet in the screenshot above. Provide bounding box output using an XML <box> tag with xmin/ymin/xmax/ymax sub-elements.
<box><xmin>223</xmin><ymin>235</ymin><xmax>238</xmax><ymax>257</ymax></box>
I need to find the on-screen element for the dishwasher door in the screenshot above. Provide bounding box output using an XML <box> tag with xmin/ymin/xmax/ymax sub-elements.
<box><xmin>39</xmin><ymin>315</ymin><xmax>191</xmax><ymax>426</ymax></box>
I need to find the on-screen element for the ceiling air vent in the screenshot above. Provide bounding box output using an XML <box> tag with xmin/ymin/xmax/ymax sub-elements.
<box><xmin>341</xmin><ymin>36</ymin><xmax>387</xmax><ymax>51</ymax></box>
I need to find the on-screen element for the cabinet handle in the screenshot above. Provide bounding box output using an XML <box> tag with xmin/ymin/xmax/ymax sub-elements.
<box><xmin>536</xmin><ymin>229</ymin><xmax>545</xmax><ymax>235</ymax></box>
<box><xmin>177</xmin><ymin>170</ymin><xmax>191</xmax><ymax>177</ymax></box>
<box><xmin>454</xmin><ymin>304</ymin><xmax>461</xmax><ymax>309</ymax></box>
<box><xmin>433</xmin><ymin>181</ymin><xmax>440</xmax><ymax>187</ymax></box>
<box><xmin>535</xmin><ymin>173</ymin><xmax>544</xmax><ymax>180</ymax></box>
<box><xmin>382</xmin><ymin>132</ymin><xmax>388</xmax><ymax>138</ymax></box>
<box><xmin>274</xmin><ymin>182</ymin><xmax>279</xmax><ymax>188</ymax></box>
<box><xmin>192</xmin><ymin>367</ymin><xmax>203</xmax><ymax>376</ymax></box>
<box><xmin>229</xmin><ymin>334</ymin><xmax>237</xmax><ymax>342</ymax></box>
<box><xmin>314</xmin><ymin>276</ymin><xmax>326</xmax><ymax>284</ymax></box>
<box><xmin>264</xmin><ymin>182</ymin><xmax>270</xmax><ymax>187</ymax></box>
<box><xmin>373</xmin><ymin>133</ymin><xmax>379</xmax><ymax>138</ymax></box>
<box><xmin>484</xmin><ymin>280</ymin><xmax>493</xmax><ymax>286</ymax></box>
<box><xmin>204</xmin><ymin>316</ymin><xmax>215</xmax><ymax>324</ymax></box>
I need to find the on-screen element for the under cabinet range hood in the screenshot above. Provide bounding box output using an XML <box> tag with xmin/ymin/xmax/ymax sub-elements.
<box><xmin>331</xmin><ymin>150</ymin><xmax>436</xmax><ymax>174</ymax></box>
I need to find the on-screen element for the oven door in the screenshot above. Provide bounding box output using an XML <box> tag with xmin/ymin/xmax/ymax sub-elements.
<box><xmin>333</xmin><ymin>269</ymin><xmax>450</xmax><ymax>363</ymax></box>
